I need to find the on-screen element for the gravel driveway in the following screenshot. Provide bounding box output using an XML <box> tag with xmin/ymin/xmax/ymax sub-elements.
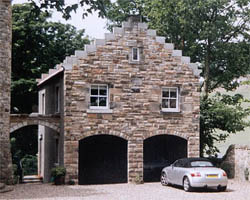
<box><xmin>1</xmin><ymin>180</ymin><xmax>250</xmax><ymax>200</ymax></box>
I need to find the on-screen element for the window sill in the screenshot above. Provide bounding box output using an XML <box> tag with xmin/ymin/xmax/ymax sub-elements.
<box><xmin>129</xmin><ymin>60</ymin><xmax>143</xmax><ymax>65</ymax></box>
<box><xmin>161</xmin><ymin>109</ymin><xmax>180</xmax><ymax>113</ymax></box>
<box><xmin>87</xmin><ymin>109</ymin><xmax>113</xmax><ymax>114</ymax></box>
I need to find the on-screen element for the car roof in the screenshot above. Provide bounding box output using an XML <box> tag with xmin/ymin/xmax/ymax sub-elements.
<box><xmin>175</xmin><ymin>157</ymin><xmax>212</xmax><ymax>167</ymax></box>
<box><xmin>179</xmin><ymin>157</ymin><xmax>210</xmax><ymax>162</ymax></box>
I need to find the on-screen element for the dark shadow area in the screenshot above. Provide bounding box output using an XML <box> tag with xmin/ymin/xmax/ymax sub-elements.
<box><xmin>143</xmin><ymin>135</ymin><xmax>187</xmax><ymax>182</ymax></box>
<box><xmin>164</xmin><ymin>184</ymin><xmax>234</xmax><ymax>193</ymax></box>
<box><xmin>10</xmin><ymin>125</ymin><xmax>38</xmax><ymax>183</ymax></box>
<box><xmin>79</xmin><ymin>135</ymin><xmax>128</xmax><ymax>185</ymax></box>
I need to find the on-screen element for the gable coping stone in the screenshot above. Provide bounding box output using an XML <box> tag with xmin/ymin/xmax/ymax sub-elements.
<box><xmin>37</xmin><ymin>18</ymin><xmax>201</xmax><ymax>83</ymax></box>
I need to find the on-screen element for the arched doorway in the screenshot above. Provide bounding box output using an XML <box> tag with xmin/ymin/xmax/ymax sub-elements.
<box><xmin>79</xmin><ymin>135</ymin><xmax>128</xmax><ymax>185</ymax></box>
<box><xmin>10</xmin><ymin>125</ymin><xmax>38</xmax><ymax>183</ymax></box>
<box><xmin>10</xmin><ymin>123</ymin><xmax>61</xmax><ymax>183</ymax></box>
<box><xmin>143</xmin><ymin>135</ymin><xmax>187</xmax><ymax>182</ymax></box>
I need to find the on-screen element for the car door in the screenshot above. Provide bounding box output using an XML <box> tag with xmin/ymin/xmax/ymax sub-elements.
<box><xmin>169</xmin><ymin>160</ymin><xmax>180</xmax><ymax>185</ymax></box>
<box><xmin>175</xmin><ymin>160</ymin><xmax>186</xmax><ymax>186</ymax></box>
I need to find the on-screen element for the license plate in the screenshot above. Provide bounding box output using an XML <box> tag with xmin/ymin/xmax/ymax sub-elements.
<box><xmin>206</xmin><ymin>174</ymin><xmax>218</xmax><ymax>178</ymax></box>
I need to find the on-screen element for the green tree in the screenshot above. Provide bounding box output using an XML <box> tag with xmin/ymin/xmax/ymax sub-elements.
<box><xmin>28</xmin><ymin>0</ymin><xmax>111</xmax><ymax>20</ymax></box>
<box><xmin>200</xmin><ymin>93</ymin><xmax>250</xmax><ymax>155</ymax></box>
<box><xmin>105</xmin><ymin>0</ymin><xmax>250</xmax><ymax>156</ymax></box>
<box><xmin>12</xmin><ymin>3</ymin><xmax>89</xmax><ymax>113</ymax></box>
<box><xmin>11</xmin><ymin>3</ymin><xmax>90</xmax><ymax>176</ymax></box>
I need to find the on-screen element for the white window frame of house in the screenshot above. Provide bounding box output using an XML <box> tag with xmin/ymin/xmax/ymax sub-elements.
<box><xmin>132</xmin><ymin>47</ymin><xmax>140</xmax><ymax>61</ymax></box>
<box><xmin>161</xmin><ymin>87</ymin><xmax>179</xmax><ymax>112</ymax></box>
<box><xmin>55</xmin><ymin>85</ymin><xmax>60</xmax><ymax>113</ymax></box>
<box><xmin>89</xmin><ymin>84</ymin><xmax>109</xmax><ymax>110</ymax></box>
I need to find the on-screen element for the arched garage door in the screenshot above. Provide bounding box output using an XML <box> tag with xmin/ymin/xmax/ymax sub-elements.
<box><xmin>143</xmin><ymin>135</ymin><xmax>187</xmax><ymax>182</ymax></box>
<box><xmin>79</xmin><ymin>135</ymin><xmax>127</xmax><ymax>185</ymax></box>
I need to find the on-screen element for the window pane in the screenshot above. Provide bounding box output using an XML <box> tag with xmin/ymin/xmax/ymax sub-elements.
<box><xmin>170</xmin><ymin>89</ymin><xmax>177</xmax><ymax>98</ymax></box>
<box><xmin>170</xmin><ymin>99</ymin><xmax>176</xmax><ymax>108</ymax></box>
<box><xmin>91</xmin><ymin>86</ymin><xmax>98</xmax><ymax>95</ymax></box>
<box><xmin>90</xmin><ymin>97</ymin><xmax>98</xmax><ymax>106</ymax></box>
<box><xmin>162</xmin><ymin>99</ymin><xmax>169</xmax><ymax>108</ymax></box>
<box><xmin>191</xmin><ymin>161</ymin><xmax>213</xmax><ymax>167</ymax></box>
<box><xmin>162</xmin><ymin>90</ymin><xmax>169</xmax><ymax>98</ymax></box>
<box><xmin>132</xmin><ymin>48</ymin><xmax>138</xmax><ymax>60</ymax></box>
<box><xmin>99</xmin><ymin>97</ymin><xmax>107</xmax><ymax>107</ymax></box>
<box><xmin>99</xmin><ymin>86</ymin><xmax>107</xmax><ymax>96</ymax></box>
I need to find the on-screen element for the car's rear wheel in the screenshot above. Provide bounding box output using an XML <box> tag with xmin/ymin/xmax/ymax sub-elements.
<box><xmin>183</xmin><ymin>177</ymin><xmax>192</xmax><ymax>192</ymax></box>
<box><xmin>218</xmin><ymin>186</ymin><xmax>227</xmax><ymax>192</ymax></box>
<box><xmin>161</xmin><ymin>172</ymin><xmax>170</xmax><ymax>186</ymax></box>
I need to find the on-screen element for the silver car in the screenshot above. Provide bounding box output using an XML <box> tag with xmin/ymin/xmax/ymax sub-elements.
<box><xmin>161</xmin><ymin>158</ymin><xmax>228</xmax><ymax>192</ymax></box>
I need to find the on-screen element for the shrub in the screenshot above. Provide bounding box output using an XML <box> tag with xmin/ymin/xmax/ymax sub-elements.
<box><xmin>51</xmin><ymin>166</ymin><xmax>66</xmax><ymax>185</ymax></box>
<box><xmin>51</xmin><ymin>166</ymin><xmax>66</xmax><ymax>178</ymax></box>
<box><xmin>21</xmin><ymin>154</ymin><xmax>37</xmax><ymax>175</ymax></box>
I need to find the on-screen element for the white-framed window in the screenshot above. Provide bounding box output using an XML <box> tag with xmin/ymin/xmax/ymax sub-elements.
<box><xmin>132</xmin><ymin>47</ymin><xmax>140</xmax><ymax>61</ymax></box>
<box><xmin>162</xmin><ymin>87</ymin><xmax>179</xmax><ymax>112</ymax></box>
<box><xmin>90</xmin><ymin>84</ymin><xmax>109</xmax><ymax>109</ymax></box>
<box><xmin>55</xmin><ymin>85</ymin><xmax>60</xmax><ymax>113</ymax></box>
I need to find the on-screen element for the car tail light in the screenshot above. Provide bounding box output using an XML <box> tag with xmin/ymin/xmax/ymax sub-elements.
<box><xmin>190</xmin><ymin>172</ymin><xmax>201</xmax><ymax>177</ymax></box>
<box><xmin>222</xmin><ymin>172</ymin><xmax>227</xmax><ymax>177</ymax></box>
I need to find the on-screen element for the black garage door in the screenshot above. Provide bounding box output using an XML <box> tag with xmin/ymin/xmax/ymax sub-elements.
<box><xmin>79</xmin><ymin>135</ymin><xmax>127</xmax><ymax>185</ymax></box>
<box><xmin>143</xmin><ymin>135</ymin><xmax>187</xmax><ymax>182</ymax></box>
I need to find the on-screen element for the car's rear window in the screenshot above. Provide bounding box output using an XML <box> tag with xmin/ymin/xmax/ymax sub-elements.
<box><xmin>190</xmin><ymin>161</ymin><xmax>214</xmax><ymax>167</ymax></box>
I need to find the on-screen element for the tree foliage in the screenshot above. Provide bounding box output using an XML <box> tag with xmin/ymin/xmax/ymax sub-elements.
<box><xmin>12</xmin><ymin>3</ymin><xmax>89</xmax><ymax>113</ymax></box>
<box><xmin>200</xmin><ymin>93</ymin><xmax>250</xmax><ymax>155</ymax></box>
<box><xmin>28</xmin><ymin>0</ymin><xmax>111</xmax><ymax>20</ymax></box>
<box><xmin>104</xmin><ymin>0</ymin><xmax>250</xmax><ymax>156</ymax></box>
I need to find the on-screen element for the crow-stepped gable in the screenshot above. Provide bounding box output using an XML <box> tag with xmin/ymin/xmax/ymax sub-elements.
<box><xmin>37</xmin><ymin>16</ymin><xmax>201</xmax><ymax>184</ymax></box>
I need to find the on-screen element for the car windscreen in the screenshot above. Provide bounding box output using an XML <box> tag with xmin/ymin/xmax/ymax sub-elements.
<box><xmin>190</xmin><ymin>161</ymin><xmax>214</xmax><ymax>167</ymax></box>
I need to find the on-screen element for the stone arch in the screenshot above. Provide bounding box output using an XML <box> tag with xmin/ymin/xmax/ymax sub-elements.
<box><xmin>143</xmin><ymin>130</ymin><xmax>188</xmax><ymax>140</ymax></box>
<box><xmin>77</xmin><ymin>131</ymin><xmax>130</xmax><ymax>142</ymax></box>
<box><xmin>10</xmin><ymin>120</ymin><xmax>60</xmax><ymax>133</ymax></box>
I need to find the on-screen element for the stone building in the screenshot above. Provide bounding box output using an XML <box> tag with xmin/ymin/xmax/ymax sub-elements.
<box><xmin>37</xmin><ymin>17</ymin><xmax>200</xmax><ymax>184</ymax></box>
<box><xmin>0</xmin><ymin>0</ymin><xmax>13</xmax><ymax>185</ymax></box>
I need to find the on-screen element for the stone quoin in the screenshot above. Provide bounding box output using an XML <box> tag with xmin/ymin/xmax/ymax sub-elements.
<box><xmin>0</xmin><ymin>0</ymin><xmax>13</xmax><ymax>185</ymax></box>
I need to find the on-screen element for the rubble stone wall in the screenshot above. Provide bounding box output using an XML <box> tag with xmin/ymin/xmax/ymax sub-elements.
<box><xmin>222</xmin><ymin>145</ymin><xmax>250</xmax><ymax>181</ymax></box>
<box><xmin>63</xmin><ymin>18</ymin><xmax>200</xmax><ymax>183</ymax></box>
<box><xmin>0</xmin><ymin>0</ymin><xmax>13</xmax><ymax>184</ymax></box>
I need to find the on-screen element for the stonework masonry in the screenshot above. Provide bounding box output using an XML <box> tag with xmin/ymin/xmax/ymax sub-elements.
<box><xmin>0</xmin><ymin>0</ymin><xmax>13</xmax><ymax>184</ymax></box>
<box><xmin>60</xmin><ymin>18</ymin><xmax>200</xmax><ymax>183</ymax></box>
<box><xmin>222</xmin><ymin>145</ymin><xmax>250</xmax><ymax>181</ymax></box>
